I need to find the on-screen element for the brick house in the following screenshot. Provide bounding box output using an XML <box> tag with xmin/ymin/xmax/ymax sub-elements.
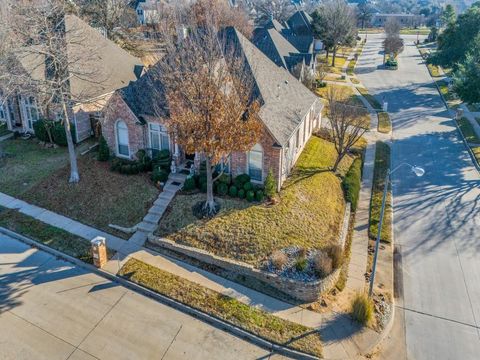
<box><xmin>102</xmin><ymin>27</ymin><xmax>323</xmax><ymax>189</ymax></box>
<box><xmin>0</xmin><ymin>15</ymin><xmax>143</xmax><ymax>142</ymax></box>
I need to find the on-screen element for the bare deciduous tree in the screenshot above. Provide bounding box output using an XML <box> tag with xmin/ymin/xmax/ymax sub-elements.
<box><xmin>0</xmin><ymin>0</ymin><xmax>105</xmax><ymax>183</ymax></box>
<box><xmin>78</xmin><ymin>0</ymin><xmax>135</xmax><ymax>39</ymax></box>
<box><xmin>384</xmin><ymin>17</ymin><xmax>401</xmax><ymax>38</ymax></box>
<box><xmin>326</xmin><ymin>87</ymin><xmax>368</xmax><ymax>172</ymax></box>
<box><xmin>312</xmin><ymin>0</ymin><xmax>357</xmax><ymax>67</ymax></box>
<box><xmin>383</xmin><ymin>18</ymin><xmax>403</xmax><ymax>63</ymax></box>
<box><xmin>150</xmin><ymin>22</ymin><xmax>262</xmax><ymax>215</ymax></box>
<box><xmin>250</xmin><ymin>0</ymin><xmax>296</xmax><ymax>25</ymax></box>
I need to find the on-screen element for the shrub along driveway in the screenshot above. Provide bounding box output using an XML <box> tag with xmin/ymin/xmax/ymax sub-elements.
<box><xmin>156</xmin><ymin>136</ymin><xmax>353</xmax><ymax>267</ymax></box>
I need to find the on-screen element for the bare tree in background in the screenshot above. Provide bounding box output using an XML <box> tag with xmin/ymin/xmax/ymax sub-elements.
<box><xmin>150</xmin><ymin>19</ymin><xmax>261</xmax><ymax>216</ymax></box>
<box><xmin>250</xmin><ymin>0</ymin><xmax>296</xmax><ymax>25</ymax></box>
<box><xmin>383</xmin><ymin>18</ymin><xmax>403</xmax><ymax>63</ymax></box>
<box><xmin>78</xmin><ymin>0</ymin><xmax>135</xmax><ymax>39</ymax></box>
<box><xmin>311</xmin><ymin>0</ymin><xmax>357</xmax><ymax>67</ymax></box>
<box><xmin>326</xmin><ymin>87</ymin><xmax>368</xmax><ymax>172</ymax></box>
<box><xmin>0</xmin><ymin>0</ymin><xmax>105</xmax><ymax>183</ymax></box>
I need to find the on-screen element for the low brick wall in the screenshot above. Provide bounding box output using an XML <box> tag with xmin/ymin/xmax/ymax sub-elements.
<box><xmin>148</xmin><ymin>235</ymin><xmax>341</xmax><ymax>302</ymax></box>
<box><xmin>148</xmin><ymin>203</ymin><xmax>351</xmax><ymax>303</ymax></box>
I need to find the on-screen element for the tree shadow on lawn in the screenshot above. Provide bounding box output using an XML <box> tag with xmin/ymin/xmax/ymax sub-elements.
<box><xmin>282</xmin><ymin>167</ymin><xmax>331</xmax><ymax>190</ymax></box>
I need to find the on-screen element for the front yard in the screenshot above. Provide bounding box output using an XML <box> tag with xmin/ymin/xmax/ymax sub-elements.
<box><xmin>0</xmin><ymin>139</ymin><xmax>69</xmax><ymax>196</ymax></box>
<box><xmin>21</xmin><ymin>153</ymin><xmax>160</xmax><ymax>239</ymax></box>
<box><xmin>155</xmin><ymin>136</ymin><xmax>353</xmax><ymax>267</ymax></box>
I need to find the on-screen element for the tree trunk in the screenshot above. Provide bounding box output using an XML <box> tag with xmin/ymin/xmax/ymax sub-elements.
<box><xmin>61</xmin><ymin>98</ymin><xmax>80</xmax><ymax>183</ymax></box>
<box><xmin>332</xmin><ymin>46</ymin><xmax>337</xmax><ymax>67</ymax></box>
<box><xmin>332</xmin><ymin>153</ymin><xmax>344</xmax><ymax>172</ymax></box>
<box><xmin>326</xmin><ymin>48</ymin><xmax>329</xmax><ymax>61</ymax></box>
<box><xmin>204</xmin><ymin>156</ymin><xmax>217</xmax><ymax>215</ymax></box>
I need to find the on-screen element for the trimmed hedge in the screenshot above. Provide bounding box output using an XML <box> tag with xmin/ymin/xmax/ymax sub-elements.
<box><xmin>32</xmin><ymin>119</ymin><xmax>76</xmax><ymax>145</ymax></box>
<box><xmin>342</xmin><ymin>158</ymin><xmax>362</xmax><ymax>211</ymax></box>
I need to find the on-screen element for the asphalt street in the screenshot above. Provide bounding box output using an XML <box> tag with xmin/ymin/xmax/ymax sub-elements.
<box><xmin>0</xmin><ymin>233</ymin><xmax>285</xmax><ymax>360</ymax></box>
<box><xmin>357</xmin><ymin>34</ymin><xmax>480</xmax><ymax>360</ymax></box>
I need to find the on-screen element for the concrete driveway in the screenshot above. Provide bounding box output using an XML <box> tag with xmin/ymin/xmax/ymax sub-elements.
<box><xmin>357</xmin><ymin>34</ymin><xmax>480</xmax><ymax>359</ymax></box>
<box><xmin>0</xmin><ymin>233</ymin><xmax>284</xmax><ymax>360</ymax></box>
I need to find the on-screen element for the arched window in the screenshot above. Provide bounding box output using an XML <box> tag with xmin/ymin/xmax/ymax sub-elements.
<box><xmin>248</xmin><ymin>143</ymin><xmax>263</xmax><ymax>182</ymax></box>
<box><xmin>116</xmin><ymin>120</ymin><xmax>129</xmax><ymax>157</ymax></box>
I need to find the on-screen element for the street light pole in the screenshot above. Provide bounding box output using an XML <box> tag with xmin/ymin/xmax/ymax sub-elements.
<box><xmin>368</xmin><ymin>163</ymin><xmax>425</xmax><ymax>298</ymax></box>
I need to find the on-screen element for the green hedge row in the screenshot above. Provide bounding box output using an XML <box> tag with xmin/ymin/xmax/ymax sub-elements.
<box><xmin>342</xmin><ymin>158</ymin><xmax>362</xmax><ymax>211</ymax></box>
<box><xmin>33</xmin><ymin>119</ymin><xmax>76</xmax><ymax>146</ymax></box>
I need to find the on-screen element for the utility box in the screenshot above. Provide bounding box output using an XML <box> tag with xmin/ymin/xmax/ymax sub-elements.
<box><xmin>91</xmin><ymin>236</ymin><xmax>107</xmax><ymax>268</ymax></box>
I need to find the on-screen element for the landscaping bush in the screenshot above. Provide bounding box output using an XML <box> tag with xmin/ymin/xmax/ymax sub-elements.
<box><xmin>218</xmin><ymin>173</ymin><xmax>231</xmax><ymax>185</ymax></box>
<box><xmin>228</xmin><ymin>185</ymin><xmax>238</xmax><ymax>197</ymax></box>
<box><xmin>255</xmin><ymin>190</ymin><xmax>264</xmax><ymax>202</ymax></box>
<box><xmin>342</xmin><ymin>158</ymin><xmax>362</xmax><ymax>211</ymax></box>
<box><xmin>216</xmin><ymin>182</ymin><xmax>228</xmax><ymax>196</ymax></box>
<box><xmin>97</xmin><ymin>136</ymin><xmax>110</xmax><ymax>162</ymax></box>
<box><xmin>313</xmin><ymin>252</ymin><xmax>333</xmax><ymax>278</ymax></box>
<box><xmin>183</xmin><ymin>177</ymin><xmax>196</xmax><ymax>191</ymax></box>
<box><xmin>264</xmin><ymin>170</ymin><xmax>277</xmax><ymax>199</ymax></box>
<box><xmin>246</xmin><ymin>190</ymin><xmax>255</xmax><ymax>202</ymax></box>
<box><xmin>200</xmin><ymin>181</ymin><xmax>208</xmax><ymax>193</ymax></box>
<box><xmin>238</xmin><ymin>189</ymin><xmax>245</xmax><ymax>199</ymax></box>
<box><xmin>234</xmin><ymin>174</ymin><xmax>250</xmax><ymax>188</ymax></box>
<box><xmin>52</xmin><ymin>121</ymin><xmax>76</xmax><ymax>146</ymax></box>
<box><xmin>295</xmin><ymin>257</ymin><xmax>308</xmax><ymax>272</ymax></box>
<box><xmin>351</xmin><ymin>292</ymin><xmax>374</xmax><ymax>326</ymax></box>
<box><xmin>32</xmin><ymin>119</ymin><xmax>51</xmax><ymax>142</ymax></box>
<box><xmin>151</xmin><ymin>167</ymin><xmax>169</xmax><ymax>183</ymax></box>
<box><xmin>270</xmin><ymin>250</ymin><xmax>288</xmax><ymax>270</ymax></box>
<box><xmin>110</xmin><ymin>158</ymin><xmax>122</xmax><ymax>172</ymax></box>
<box><xmin>153</xmin><ymin>149</ymin><xmax>171</xmax><ymax>169</ymax></box>
<box><xmin>243</xmin><ymin>182</ymin><xmax>253</xmax><ymax>192</ymax></box>
<box><xmin>326</xmin><ymin>244</ymin><xmax>344</xmax><ymax>270</ymax></box>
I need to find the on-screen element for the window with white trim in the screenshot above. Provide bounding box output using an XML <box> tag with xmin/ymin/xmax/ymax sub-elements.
<box><xmin>248</xmin><ymin>143</ymin><xmax>263</xmax><ymax>182</ymax></box>
<box><xmin>149</xmin><ymin>123</ymin><xmax>169</xmax><ymax>156</ymax></box>
<box><xmin>23</xmin><ymin>96</ymin><xmax>40</xmax><ymax>130</ymax></box>
<box><xmin>116</xmin><ymin>120</ymin><xmax>130</xmax><ymax>157</ymax></box>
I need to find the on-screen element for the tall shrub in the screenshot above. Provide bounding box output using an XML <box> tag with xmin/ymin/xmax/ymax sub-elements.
<box><xmin>264</xmin><ymin>170</ymin><xmax>277</xmax><ymax>199</ymax></box>
<box><xmin>342</xmin><ymin>158</ymin><xmax>362</xmax><ymax>211</ymax></box>
<box><xmin>97</xmin><ymin>136</ymin><xmax>110</xmax><ymax>161</ymax></box>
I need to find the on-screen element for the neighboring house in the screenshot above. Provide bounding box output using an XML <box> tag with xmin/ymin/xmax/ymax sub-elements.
<box><xmin>252</xmin><ymin>11</ymin><xmax>323</xmax><ymax>80</ymax></box>
<box><xmin>134</xmin><ymin>0</ymin><xmax>162</xmax><ymax>25</ymax></box>
<box><xmin>371</xmin><ymin>13</ymin><xmax>425</xmax><ymax>28</ymax></box>
<box><xmin>1</xmin><ymin>15</ymin><xmax>144</xmax><ymax>142</ymax></box>
<box><xmin>102</xmin><ymin>27</ymin><xmax>323</xmax><ymax>189</ymax></box>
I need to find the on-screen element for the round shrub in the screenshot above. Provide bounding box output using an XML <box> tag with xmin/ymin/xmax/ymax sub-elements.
<box><xmin>218</xmin><ymin>173</ymin><xmax>231</xmax><ymax>185</ymax></box>
<box><xmin>243</xmin><ymin>182</ymin><xmax>253</xmax><ymax>192</ymax></box>
<box><xmin>33</xmin><ymin>119</ymin><xmax>51</xmax><ymax>143</ymax></box>
<box><xmin>255</xmin><ymin>190</ymin><xmax>264</xmax><ymax>202</ymax></box>
<box><xmin>183</xmin><ymin>177</ymin><xmax>196</xmax><ymax>191</ymax></box>
<box><xmin>228</xmin><ymin>185</ymin><xmax>238</xmax><ymax>197</ymax></box>
<box><xmin>151</xmin><ymin>167</ymin><xmax>169</xmax><ymax>183</ymax></box>
<box><xmin>234</xmin><ymin>174</ymin><xmax>250</xmax><ymax>187</ymax></box>
<box><xmin>238</xmin><ymin>189</ymin><xmax>245</xmax><ymax>199</ymax></box>
<box><xmin>246</xmin><ymin>190</ymin><xmax>255</xmax><ymax>202</ymax></box>
<box><xmin>217</xmin><ymin>182</ymin><xmax>228</xmax><ymax>196</ymax></box>
<box><xmin>120</xmin><ymin>164</ymin><xmax>130</xmax><ymax>175</ymax></box>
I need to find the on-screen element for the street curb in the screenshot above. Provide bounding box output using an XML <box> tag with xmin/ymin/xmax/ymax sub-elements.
<box><xmin>416</xmin><ymin>46</ymin><xmax>480</xmax><ymax>173</ymax></box>
<box><xmin>0</xmin><ymin>227</ymin><xmax>320</xmax><ymax>360</ymax></box>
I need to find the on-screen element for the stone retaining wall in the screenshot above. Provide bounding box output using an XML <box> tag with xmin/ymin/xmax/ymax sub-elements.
<box><xmin>148</xmin><ymin>203</ymin><xmax>351</xmax><ymax>303</ymax></box>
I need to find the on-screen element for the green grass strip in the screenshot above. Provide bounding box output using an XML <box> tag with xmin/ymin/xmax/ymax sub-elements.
<box><xmin>377</xmin><ymin>112</ymin><xmax>392</xmax><ymax>134</ymax></box>
<box><xmin>369</xmin><ymin>142</ymin><xmax>392</xmax><ymax>243</ymax></box>
<box><xmin>118</xmin><ymin>258</ymin><xmax>323</xmax><ymax>357</ymax></box>
<box><xmin>457</xmin><ymin>117</ymin><xmax>480</xmax><ymax>144</ymax></box>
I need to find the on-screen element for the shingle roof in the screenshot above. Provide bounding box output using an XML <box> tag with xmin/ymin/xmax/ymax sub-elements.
<box><xmin>18</xmin><ymin>15</ymin><xmax>144</xmax><ymax>101</ymax></box>
<box><xmin>252</xmin><ymin>27</ymin><xmax>305</xmax><ymax>71</ymax></box>
<box><xmin>225</xmin><ymin>27</ymin><xmax>321</xmax><ymax>146</ymax></box>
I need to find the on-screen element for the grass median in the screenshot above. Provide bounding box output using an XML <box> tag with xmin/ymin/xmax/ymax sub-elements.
<box><xmin>0</xmin><ymin>207</ymin><xmax>102</xmax><ymax>263</ymax></box>
<box><xmin>457</xmin><ymin>117</ymin><xmax>480</xmax><ymax>144</ymax></box>
<box><xmin>119</xmin><ymin>258</ymin><xmax>323</xmax><ymax>357</ymax></box>
<box><xmin>377</xmin><ymin>112</ymin><xmax>391</xmax><ymax>133</ymax></box>
<box><xmin>369</xmin><ymin>142</ymin><xmax>392</xmax><ymax>243</ymax></box>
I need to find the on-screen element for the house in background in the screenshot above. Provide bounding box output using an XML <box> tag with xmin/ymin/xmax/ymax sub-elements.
<box><xmin>252</xmin><ymin>11</ymin><xmax>323</xmax><ymax>81</ymax></box>
<box><xmin>0</xmin><ymin>14</ymin><xmax>143</xmax><ymax>142</ymax></box>
<box><xmin>371</xmin><ymin>13</ymin><xmax>425</xmax><ymax>28</ymax></box>
<box><xmin>134</xmin><ymin>0</ymin><xmax>162</xmax><ymax>25</ymax></box>
<box><xmin>101</xmin><ymin>27</ymin><xmax>323</xmax><ymax>189</ymax></box>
